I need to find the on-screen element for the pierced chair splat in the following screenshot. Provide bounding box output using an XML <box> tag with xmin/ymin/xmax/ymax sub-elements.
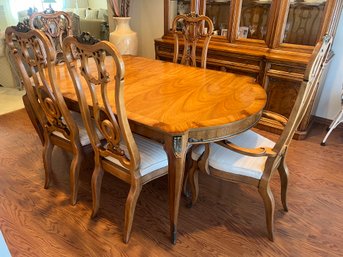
<box><xmin>5</xmin><ymin>24</ymin><xmax>92</xmax><ymax>205</ymax></box>
<box><xmin>171</xmin><ymin>12</ymin><xmax>214</xmax><ymax>68</ymax></box>
<box><xmin>186</xmin><ymin>34</ymin><xmax>333</xmax><ymax>241</ymax></box>
<box><xmin>62</xmin><ymin>32</ymin><xmax>169</xmax><ymax>243</ymax></box>
<box><xmin>29</xmin><ymin>10</ymin><xmax>73</xmax><ymax>63</ymax></box>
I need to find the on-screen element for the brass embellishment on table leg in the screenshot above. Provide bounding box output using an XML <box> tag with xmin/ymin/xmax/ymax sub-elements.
<box><xmin>173</xmin><ymin>136</ymin><xmax>183</xmax><ymax>157</ymax></box>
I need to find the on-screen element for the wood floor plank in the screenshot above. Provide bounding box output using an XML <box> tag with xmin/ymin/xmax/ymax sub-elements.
<box><xmin>0</xmin><ymin>109</ymin><xmax>343</xmax><ymax>256</ymax></box>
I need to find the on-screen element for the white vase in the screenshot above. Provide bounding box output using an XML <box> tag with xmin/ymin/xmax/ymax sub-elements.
<box><xmin>109</xmin><ymin>17</ymin><xmax>138</xmax><ymax>56</ymax></box>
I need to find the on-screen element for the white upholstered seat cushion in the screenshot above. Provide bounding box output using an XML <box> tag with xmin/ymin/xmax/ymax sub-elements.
<box><xmin>105</xmin><ymin>134</ymin><xmax>168</xmax><ymax>177</ymax></box>
<box><xmin>52</xmin><ymin>111</ymin><xmax>101</xmax><ymax>146</ymax></box>
<box><xmin>192</xmin><ymin>130</ymin><xmax>275</xmax><ymax>179</ymax></box>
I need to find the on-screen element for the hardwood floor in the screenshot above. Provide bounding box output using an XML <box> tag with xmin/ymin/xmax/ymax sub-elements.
<box><xmin>0</xmin><ymin>109</ymin><xmax>342</xmax><ymax>257</ymax></box>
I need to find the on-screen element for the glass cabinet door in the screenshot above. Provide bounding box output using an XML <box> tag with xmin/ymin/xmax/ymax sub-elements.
<box><xmin>176</xmin><ymin>0</ymin><xmax>192</xmax><ymax>15</ymax></box>
<box><xmin>283</xmin><ymin>0</ymin><xmax>327</xmax><ymax>46</ymax></box>
<box><xmin>238</xmin><ymin>0</ymin><xmax>273</xmax><ymax>40</ymax></box>
<box><xmin>165</xmin><ymin>0</ymin><xmax>334</xmax><ymax>48</ymax></box>
<box><xmin>205</xmin><ymin>0</ymin><xmax>231</xmax><ymax>37</ymax></box>
<box><xmin>169</xmin><ymin>0</ymin><xmax>192</xmax><ymax>29</ymax></box>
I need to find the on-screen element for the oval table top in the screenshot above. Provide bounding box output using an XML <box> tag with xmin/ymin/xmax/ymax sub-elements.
<box><xmin>57</xmin><ymin>56</ymin><xmax>267</xmax><ymax>139</ymax></box>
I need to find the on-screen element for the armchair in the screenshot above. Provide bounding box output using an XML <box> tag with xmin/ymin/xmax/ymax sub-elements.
<box><xmin>186</xmin><ymin>34</ymin><xmax>333</xmax><ymax>241</ymax></box>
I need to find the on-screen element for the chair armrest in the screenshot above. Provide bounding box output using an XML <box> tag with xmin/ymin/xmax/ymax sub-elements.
<box><xmin>261</xmin><ymin>110</ymin><xmax>288</xmax><ymax>127</ymax></box>
<box><xmin>216</xmin><ymin>140</ymin><xmax>277</xmax><ymax>157</ymax></box>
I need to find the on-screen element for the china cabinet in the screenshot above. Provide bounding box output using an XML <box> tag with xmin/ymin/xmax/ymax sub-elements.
<box><xmin>155</xmin><ymin>0</ymin><xmax>343</xmax><ymax>139</ymax></box>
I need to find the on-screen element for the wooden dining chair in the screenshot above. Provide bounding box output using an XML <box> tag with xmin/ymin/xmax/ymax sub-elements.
<box><xmin>62</xmin><ymin>32</ymin><xmax>169</xmax><ymax>243</ymax></box>
<box><xmin>29</xmin><ymin>10</ymin><xmax>73</xmax><ymax>63</ymax></box>
<box><xmin>5</xmin><ymin>24</ymin><xmax>92</xmax><ymax>205</ymax></box>
<box><xmin>171</xmin><ymin>12</ymin><xmax>214</xmax><ymax>68</ymax></box>
<box><xmin>186</xmin><ymin>35</ymin><xmax>332</xmax><ymax>241</ymax></box>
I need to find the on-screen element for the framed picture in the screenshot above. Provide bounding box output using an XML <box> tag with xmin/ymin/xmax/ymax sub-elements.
<box><xmin>238</xmin><ymin>26</ymin><xmax>249</xmax><ymax>38</ymax></box>
<box><xmin>221</xmin><ymin>28</ymin><xmax>228</xmax><ymax>37</ymax></box>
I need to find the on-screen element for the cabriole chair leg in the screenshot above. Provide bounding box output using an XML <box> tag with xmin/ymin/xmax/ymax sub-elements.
<box><xmin>258</xmin><ymin>185</ymin><xmax>275</xmax><ymax>242</ymax></box>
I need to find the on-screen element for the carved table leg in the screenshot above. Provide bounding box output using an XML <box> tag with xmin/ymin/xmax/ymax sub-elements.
<box><xmin>164</xmin><ymin>134</ymin><xmax>188</xmax><ymax>244</ymax></box>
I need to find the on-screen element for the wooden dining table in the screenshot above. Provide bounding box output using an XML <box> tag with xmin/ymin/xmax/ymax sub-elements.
<box><xmin>26</xmin><ymin>55</ymin><xmax>267</xmax><ymax>243</ymax></box>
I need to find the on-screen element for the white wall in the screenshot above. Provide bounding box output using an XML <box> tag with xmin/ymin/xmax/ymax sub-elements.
<box><xmin>0</xmin><ymin>0</ymin><xmax>9</xmax><ymax>30</ymax></box>
<box><xmin>315</xmin><ymin>12</ymin><xmax>343</xmax><ymax>119</ymax></box>
<box><xmin>65</xmin><ymin>0</ymin><xmax>106</xmax><ymax>9</ymax></box>
<box><xmin>0</xmin><ymin>0</ymin><xmax>16</xmax><ymax>28</ymax></box>
<box><xmin>65</xmin><ymin>0</ymin><xmax>90</xmax><ymax>8</ymax></box>
<box><xmin>88</xmin><ymin>0</ymin><xmax>107</xmax><ymax>9</ymax></box>
<box><xmin>129</xmin><ymin>0</ymin><xmax>164</xmax><ymax>59</ymax></box>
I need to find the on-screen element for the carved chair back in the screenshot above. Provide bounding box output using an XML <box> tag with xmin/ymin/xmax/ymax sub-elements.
<box><xmin>171</xmin><ymin>12</ymin><xmax>214</xmax><ymax>68</ymax></box>
<box><xmin>5</xmin><ymin>24</ymin><xmax>81</xmax><ymax>146</ymax></box>
<box><xmin>62</xmin><ymin>33</ymin><xmax>140</xmax><ymax>176</ymax></box>
<box><xmin>29</xmin><ymin>10</ymin><xmax>73</xmax><ymax>63</ymax></box>
<box><xmin>264</xmin><ymin>34</ymin><xmax>332</xmax><ymax>179</ymax></box>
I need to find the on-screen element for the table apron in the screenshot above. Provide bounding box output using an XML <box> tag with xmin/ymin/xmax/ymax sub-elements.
<box><xmin>188</xmin><ymin>112</ymin><xmax>262</xmax><ymax>144</ymax></box>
